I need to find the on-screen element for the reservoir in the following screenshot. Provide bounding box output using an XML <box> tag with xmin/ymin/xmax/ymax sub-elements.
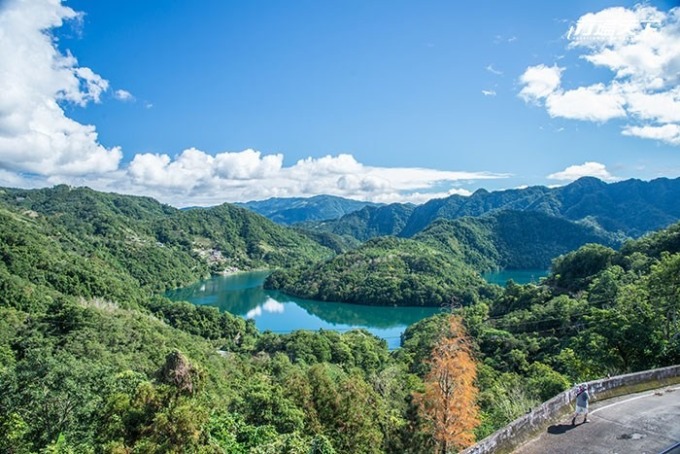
<box><xmin>166</xmin><ymin>271</ymin><xmax>441</xmax><ymax>349</ymax></box>
<box><xmin>168</xmin><ymin>269</ymin><xmax>549</xmax><ymax>349</ymax></box>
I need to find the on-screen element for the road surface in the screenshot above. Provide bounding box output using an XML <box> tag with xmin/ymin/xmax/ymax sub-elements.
<box><xmin>515</xmin><ymin>385</ymin><xmax>680</xmax><ymax>454</ymax></box>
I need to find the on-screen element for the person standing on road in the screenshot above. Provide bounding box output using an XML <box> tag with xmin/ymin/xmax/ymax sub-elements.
<box><xmin>572</xmin><ymin>384</ymin><xmax>590</xmax><ymax>425</ymax></box>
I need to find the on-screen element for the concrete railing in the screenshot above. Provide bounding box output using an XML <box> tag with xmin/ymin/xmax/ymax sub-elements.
<box><xmin>462</xmin><ymin>364</ymin><xmax>680</xmax><ymax>454</ymax></box>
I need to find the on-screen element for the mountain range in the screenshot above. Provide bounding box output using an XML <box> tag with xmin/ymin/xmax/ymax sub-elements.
<box><xmin>401</xmin><ymin>177</ymin><xmax>680</xmax><ymax>238</ymax></box>
<box><xmin>235</xmin><ymin>195</ymin><xmax>381</xmax><ymax>225</ymax></box>
<box><xmin>241</xmin><ymin>177</ymin><xmax>680</xmax><ymax>241</ymax></box>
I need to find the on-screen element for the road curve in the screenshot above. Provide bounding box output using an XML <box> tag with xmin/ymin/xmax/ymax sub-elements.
<box><xmin>515</xmin><ymin>385</ymin><xmax>680</xmax><ymax>454</ymax></box>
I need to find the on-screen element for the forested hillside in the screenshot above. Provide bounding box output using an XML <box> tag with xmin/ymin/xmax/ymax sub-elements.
<box><xmin>236</xmin><ymin>195</ymin><xmax>381</xmax><ymax>225</ymax></box>
<box><xmin>266</xmin><ymin>210</ymin><xmax>621</xmax><ymax>308</ymax></box>
<box><xmin>231</xmin><ymin>178</ymin><xmax>680</xmax><ymax>268</ymax></box>
<box><xmin>265</xmin><ymin>236</ymin><xmax>496</xmax><ymax>307</ymax></box>
<box><xmin>301</xmin><ymin>203</ymin><xmax>415</xmax><ymax>241</ymax></box>
<box><xmin>1</xmin><ymin>184</ymin><xmax>679</xmax><ymax>453</ymax></box>
<box><xmin>0</xmin><ymin>186</ymin><xmax>423</xmax><ymax>452</ymax></box>
<box><xmin>0</xmin><ymin>185</ymin><xmax>332</xmax><ymax>292</ymax></box>
<box><xmin>401</xmin><ymin>221</ymin><xmax>680</xmax><ymax>437</ymax></box>
<box><xmin>465</xmin><ymin>223</ymin><xmax>680</xmax><ymax>423</ymax></box>
<box><xmin>415</xmin><ymin>210</ymin><xmax>622</xmax><ymax>271</ymax></box>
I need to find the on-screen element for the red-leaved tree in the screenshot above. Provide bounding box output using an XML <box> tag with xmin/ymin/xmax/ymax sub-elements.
<box><xmin>415</xmin><ymin>315</ymin><xmax>480</xmax><ymax>453</ymax></box>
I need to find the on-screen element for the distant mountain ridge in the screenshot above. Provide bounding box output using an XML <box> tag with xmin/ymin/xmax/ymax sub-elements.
<box><xmin>401</xmin><ymin>177</ymin><xmax>680</xmax><ymax>237</ymax></box>
<box><xmin>293</xmin><ymin>177</ymin><xmax>680</xmax><ymax>241</ymax></box>
<box><xmin>300</xmin><ymin>203</ymin><xmax>415</xmax><ymax>241</ymax></box>
<box><xmin>235</xmin><ymin>195</ymin><xmax>381</xmax><ymax>225</ymax></box>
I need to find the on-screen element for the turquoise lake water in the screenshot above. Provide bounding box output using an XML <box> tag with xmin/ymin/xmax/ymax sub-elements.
<box><xmin>166</xmin><ymin>271</ymin><xmax>441</xmax><ymax>349</ymax></box>
<box><xmin>167</xmin><ymin>269</ymin><xmax>548</xmax><ymax>349</ymax></box>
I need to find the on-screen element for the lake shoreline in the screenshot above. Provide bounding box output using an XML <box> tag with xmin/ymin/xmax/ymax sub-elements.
<box><xmin>167</xmin><ymin>269</ymin><xmax>549</xmax><ymax>349</ymax></box>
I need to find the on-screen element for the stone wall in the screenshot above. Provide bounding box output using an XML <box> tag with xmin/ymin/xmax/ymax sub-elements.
<box><xmin>462</xmin><ymin>364</ymin><xmax>680</xmax><ymax>454</ymax></box>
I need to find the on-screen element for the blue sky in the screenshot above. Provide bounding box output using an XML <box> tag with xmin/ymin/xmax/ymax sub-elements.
<box><xmin>0</xmin><ymin>0</ymin><xmax>678</xmax><ymax>206</ymax></box>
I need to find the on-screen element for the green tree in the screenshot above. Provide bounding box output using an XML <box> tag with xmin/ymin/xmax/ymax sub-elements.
<box><xmin>648</xmin><ymin>253</ymin><xmax>680</xmax><ymax>343</ymax></box>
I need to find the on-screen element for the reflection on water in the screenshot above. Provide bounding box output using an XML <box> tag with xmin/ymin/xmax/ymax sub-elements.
<box><xmin>166</xmin><ymin>271</ymin><xmax>441</xmax><ymax>349</ymax></box>
<box><xmin>167</xmin><ymin>271</ymin><xmax>270</xmax><ymax>315</ymax></box>
<box><xmin>246</xmin><ymin>298</ymin><xmax>285</xmax><ymax>319</ymax></box>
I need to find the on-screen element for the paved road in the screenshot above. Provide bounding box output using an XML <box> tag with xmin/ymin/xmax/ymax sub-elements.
<box><xmin>515</xmin><ymin>385</ymin><xmax>680</xmax><ymax>454</ymax></box>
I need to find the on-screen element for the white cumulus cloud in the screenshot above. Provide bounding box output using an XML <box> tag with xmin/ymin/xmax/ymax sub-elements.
<box><xmin>214</xmin><ymin>149</ymin><xmax>283</xmax><ymax>180</ymax></box>
<box><xmin>622</xmin><ymin>124</ymin><xmax>680</xmax><ymax>145</ymax></box>
<box><xmin>0</xmin><ymin>0</ymin><xmax>121</xmax><ymax>176</ymax></box>
<box><xmin>569</xmin><ymin>6</ymin><xmax>674</xmax><ymax>86</ymax></box>
<box><xmin>128</xmin><ymin>148</ymin><xmax>215</xmax><ymax>190</ymax></box>
<box><xmin>519</xmin><ymin>4</ymin><xmax>680</xmax><ymax>146</ymax></box>
<box><xmin>545</xmin><ymin>83</ymin><xmax>626</xmax><ymax>122</ymax></box>
<box><xmin>122</xmin><ymin>149</ymin><xmax>508</xmax><ymax>206</ymax></box>
<box><xmin>624</xmin><ymin>86</ymin><xmax>680</xmax><ymax>124</ymax></box>
<box><xmin>519</xmin><ymin>64</ymin><xmax>564</xmax><ymax>103</ymax></box>
<box><xmin>547</xmin><ymin>162</ymin><xmax>618</xmax><ymax>182</ymax></box>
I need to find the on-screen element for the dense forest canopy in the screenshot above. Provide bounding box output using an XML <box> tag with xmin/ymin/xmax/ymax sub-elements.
<box><xmin>414</xmin><ymin>210</ymin><xmax>621</xmax><ymax>271</ymax></box>
<box><xmin>299</xmin><ymin>202</ymin><xmax>416</xmax><ymax>242</ymax></box>
<box><xmin>264</xmin><ymin>236</ymin><xmax>497</xmax><ymax>307</ymax></box>
<box><xmin>1</xmin><ymin>185</ymin><xmax>679</xmax><ymax>453</ymax></box>
<box><xmin>0</xmin><ymin>185</ymin><xmax>332</xmax><ymax>290</ymax></box>
<box><xmin>265</xmin><ymin>210</ymin><xmax>621</xmax><ymax>307</ymax></box>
